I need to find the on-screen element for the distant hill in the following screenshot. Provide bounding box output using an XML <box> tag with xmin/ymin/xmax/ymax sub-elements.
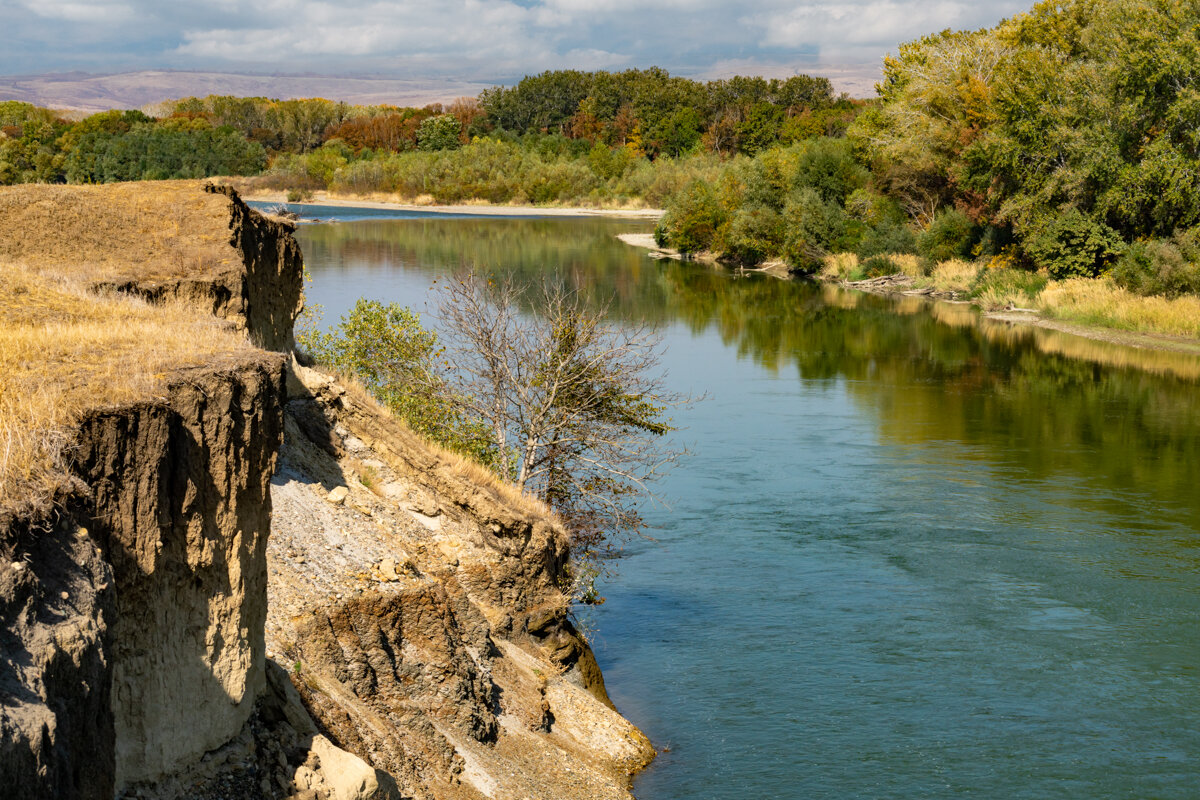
<box><xmin>0</xmin><ymin>70</ymin><xmax>494</xmax><ymax>113</ymax></box>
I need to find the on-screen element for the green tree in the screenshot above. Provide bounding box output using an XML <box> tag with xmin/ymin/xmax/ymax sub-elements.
<box><xmin>660</xmin><ymin>180</ymin><xmax>729</xmax><ymax>253</ymax></box>
<box><xmin>417</xmin><ymin>114</ymin><xmax>463</xmax><ymax>151</ymax></box>
<box><xmin>300</xmin><ymin>298</ymin><xmax>500</xmax><ymax>466</ymax></box>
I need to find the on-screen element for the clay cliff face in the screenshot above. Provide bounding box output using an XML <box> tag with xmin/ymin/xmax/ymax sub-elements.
<box><xmin>0</xmin><ymin>182</ymin><xmax>652</xmax><ymax>800</ymax></box>
<box><xmin>0</xmin><ymin>182</ymin><xmax>300</xmax><ymax>798</ymax></box>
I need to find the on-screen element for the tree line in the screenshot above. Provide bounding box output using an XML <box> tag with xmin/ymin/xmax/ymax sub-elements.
<box><xmin>0</xmin><ymin>68</ymin><xmax>859</xmax><ymax>188</ymax></box>
<box><xmin>657</xmin><ymin>0</ymin><xmax>1200</xmax><ymax>304</ymax></box>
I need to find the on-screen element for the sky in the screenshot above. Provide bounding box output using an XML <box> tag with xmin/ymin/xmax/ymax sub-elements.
<box><xmin>3</xmin><ymin>0</ymin><xmax>1032</xmax><ymax>84</ymax></box>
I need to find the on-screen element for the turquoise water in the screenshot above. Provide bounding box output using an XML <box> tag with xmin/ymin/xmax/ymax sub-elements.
<box><xmin>294</xmin><ymin>213</ymin><xmax>1200</xmax><ymax>799</ymax></box>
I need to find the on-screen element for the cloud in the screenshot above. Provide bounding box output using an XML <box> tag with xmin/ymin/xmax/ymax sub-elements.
<box><xmin>19</xmin><ymin>0</ymin><xmax>135</xmax><ymax>22</ymax></box>
<box><xmin>0</xmin><ymin>0</ymin><xmax>1033</xmax><ymax>85</ymax></box>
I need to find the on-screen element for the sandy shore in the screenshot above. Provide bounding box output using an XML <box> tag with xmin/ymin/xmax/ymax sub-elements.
<box><xmin>243</xmin><ymin>189</ymin><xmax>664</xmax><ymax>219</ymax></box>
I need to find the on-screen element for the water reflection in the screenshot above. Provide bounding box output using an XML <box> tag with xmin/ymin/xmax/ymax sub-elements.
<box><xmin>301</xmin><ymin>217</ymin><xmax>1200</xmax><ymax>529</ymax></box>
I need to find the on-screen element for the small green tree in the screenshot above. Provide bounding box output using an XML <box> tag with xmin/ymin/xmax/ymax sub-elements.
<box><xmin>660</xmin><ymin>180</ymin><xmax>728</xmax><ymax>253</ymax></box>
<box><xmin>724</xmin><ymin>206</ymin><xmax>785</xmax><ymax>265</ymax></box>
<box><xmin>782</xmin><ymin>187</ymin><xmax>849</xmax><ymax>271</ymax></box>
<box><xmin>919</xmin><ymin>208</ymin><xmax>978</xmax><ymax>262</ymax></box>
<box><xmin>300</xmin><ymin>298</ymin><xmax>500</xmax><ymax>467</ymax></box>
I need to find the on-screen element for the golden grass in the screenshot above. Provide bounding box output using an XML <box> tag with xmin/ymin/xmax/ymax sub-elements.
<box><xmin>331</xmin><ymin>371</ymin><xmax>557</xmax><ymax>522</ymax></box>
<box><xmin>821</xmin><ymin>252</ymin><xmax>859</xmax><ymax>280</ymax></box>
<box><xmin>1038</xmin><ymin>278</ymin><xmax>1200</xmax><ymax>338</ymax></box>
<box><xmin>927</xmin><ymin>259</ymin><xmax>982</xmax><ymax>293</ymax></box>
<box><xmin>0</xmin><ymin>180</ymin><xmax>238</xmax><ymax>285</ymax></box>
<box><xmin>0</xmin><ymin>262</ymin><xmax>258</xmax><ymax>517</ymax></box>
<box><xmin>887</xmin><ymin>254</ymin><xmax>924</xmax><ymax>278</ymax></box>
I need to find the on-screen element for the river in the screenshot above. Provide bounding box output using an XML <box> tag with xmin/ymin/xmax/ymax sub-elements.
<box><xmin>283</xmin><ymin>206</ymin><xmax>1200</xmax><ymax>800</ymax></box>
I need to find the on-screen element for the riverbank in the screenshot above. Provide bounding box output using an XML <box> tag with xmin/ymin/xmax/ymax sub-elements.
<box><xmin>0</xmin><ymin>181</ymin><xmax>654</xmax><ymax>800</ymax></box>
<box><xmin>240</xmin><ymin>188</ymin><xmax>665</xmax><ymax>218</ymax></box>
<box><xmin>617</xmin><ymin>234</ymin><xmax>1200</xmax><ymax>359</ymax></box>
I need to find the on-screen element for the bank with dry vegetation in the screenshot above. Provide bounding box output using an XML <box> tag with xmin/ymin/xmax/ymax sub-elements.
<box><xmin>0</xmin><ymin>181</ymin><xmax>652</xmax><ymax>800</ymax></box>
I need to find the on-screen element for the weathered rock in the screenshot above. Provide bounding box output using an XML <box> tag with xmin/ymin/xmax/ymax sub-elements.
<box><xmin>270</xmin><ymin>371</ymin><xmax>654</xmax><ymax>800</ymax></box>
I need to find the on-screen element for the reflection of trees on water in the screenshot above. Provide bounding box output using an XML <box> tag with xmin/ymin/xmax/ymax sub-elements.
<box><xmin>301</xmin><ymin>217</ymin><xmax>1200</xmax><ymax>523</ymax></box>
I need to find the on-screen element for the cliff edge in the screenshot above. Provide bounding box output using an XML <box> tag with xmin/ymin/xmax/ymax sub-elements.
<box><xmin>0</xmin><ymin>181</ymin><xmax>652</xmax><ymax>800</ymax></box>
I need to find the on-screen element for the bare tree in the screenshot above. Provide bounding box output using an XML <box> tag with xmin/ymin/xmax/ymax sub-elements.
<box><xmin>434</xmin><ymin>270</ymin><xmax>685</xmax><ymax>558</ymax></box>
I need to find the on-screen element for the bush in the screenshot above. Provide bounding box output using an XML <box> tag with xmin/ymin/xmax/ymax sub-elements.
<box><xmin>857</xmin><ymin>219</ymin><xmax>917</xmax><ymax>259</ymax></box>
<box><xmin>792</xmin><ymin>137</ymin><xmax>869</xmax><ymax>203</ymax></box>
<box><xmin>860</xmin><ymin>255</ymin><xmax>898</xmax><ymax>277</ymax></box>
<box><xmin>286</xmin><ymin>187</ymin><xmax>314</xmax><ymax>202</ymax></box>
<box><xmin>1025</xmin><ymin>209</ymin><xmax>1123</xmax><ymax>279</ymax></box>
<box><xmin>1110</xmin><ymin>231</ymin><xmax>1200</xmax><ymax>298</ymax></box>
<box><xmin>967</xmin><ymin>267</ymin><xmax>1048</xmax><ymax>301</ymax></box>
<box><xmin>661</xmin><ymin>180</ymin><xmax>728</xmax><ymax>253</ymax></box>
<box><xmin>919</xmin><ymin>208</ymin><xmax>978</xmax><ymax>262</ymax></box>
<box><xmin>781</xmin><ymin>187</ymin><xmax>848</xmax><ymax>271</ymax></box>
<box><xmin>300</xmin><ymin>299</ymin><xmax>500</xmax><ymax>467</ymax></box>
<box><xmin>723</xmin><ymin>206</ymin><xmax>785</xmax><ymax>264</ymax></box>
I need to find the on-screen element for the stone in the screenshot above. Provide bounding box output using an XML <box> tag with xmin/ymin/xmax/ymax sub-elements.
<box><xmin>327</xmin><ymin>486</ymin><xmax>348</xmax><ymax>505</ymax></box>
<box><xmin>377</xmin><ymin>558</ymin><xmax>399</xmax><ymax>581</ymax></box>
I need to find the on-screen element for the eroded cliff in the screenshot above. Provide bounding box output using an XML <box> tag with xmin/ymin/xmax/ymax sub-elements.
<box><xmin>0</xmin><ymin>181</ymin><xmax>652</xmax><ymax>800</ymax></box>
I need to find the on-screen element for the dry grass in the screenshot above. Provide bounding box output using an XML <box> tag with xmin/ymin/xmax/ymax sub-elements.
<box><xmin>0</xmin><ymin>180</ymin><xmax>238</xmax><ymax>285</ymax></box>
<box><xmin>0</xmin><ymin>262</ymin><xmax>258</xmax><ymax>517</ymax></box>
<box><xmin>333</xmin><ymin>372</ymin><xmax>557</xmax><ymax>522</ymax></box>
<box><xmin>927</xmin><ymin>259</ymin><xmax>982</xmax><ymax>293</ymax></box>
<box><xmin>887</xmin><ymin>254</ymin><xmax>924</xmax><ymax>278</ymax></box>
<box><xmin>1038</xmin><ymin>278</ymin><xmax>1200</xmax><ymax>338</ymax></box>
<box><xmin>820</xmin><ymin>252</ymin><xmax>859</xmax><ymax>280</ymax></box>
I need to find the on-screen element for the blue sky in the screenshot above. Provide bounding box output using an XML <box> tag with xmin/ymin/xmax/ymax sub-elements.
<box><xmin>3</xmin><ymin>0</ymin><xmax>1031</xmax><ymax>83</ymax></box>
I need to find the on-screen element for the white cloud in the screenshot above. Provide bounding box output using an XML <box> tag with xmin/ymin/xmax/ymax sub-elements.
<box><xmin>747</xmin><ymin>1</ymin><xmax>1029</xmax><ymax>58</ymax></box>
<box><xmin>2</xmin><ymin>0</ymin><xmax>1034</xmax><ymax>84</ymax></box>
<box><xmin>20</xmin><ymin>0</ymin><xmax>134</xmax><ymax>22</ymax></box>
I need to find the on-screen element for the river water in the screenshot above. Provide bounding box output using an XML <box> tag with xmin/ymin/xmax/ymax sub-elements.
<box><xmin>286</xmin><ymin>207</ymin><xmax>1200</xmax><ymax>800</ymax></box>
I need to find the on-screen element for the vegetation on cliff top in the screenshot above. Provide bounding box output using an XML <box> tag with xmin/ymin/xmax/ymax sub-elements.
<box><xmin>0</xmin><ymin>182</ymin><xmax>267</xmax><ymax>517</ymax></box>
<box><xmin>0</xmin><ymin>263</ymin><xmax>259</xmax><ymax>517</ymax></box>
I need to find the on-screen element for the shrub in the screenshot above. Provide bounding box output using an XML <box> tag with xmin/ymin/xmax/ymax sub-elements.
<box><xmin>781</xmin><ymin>187</ymin><xmax>848</xmax><ymax>271</ymax></box>
<box><xmin>967</xmin><ymin>267</ymin><xmax>1048</xmax><ymax>303</ymax></box>
<box><xmin>861</xmin><ymin>255</ymin><xmax>898</xmax><ymax>277</ymax></box>
<box><xmin>724</xmin><ymin>206</ymin><xmax>785</xmax><ymax>264</ymax></box>
<box><xmin>919</xmin><ymin>208</ymin><xmax>978</xmax><ymax>262</ymax></box>
<box><xmin>1025</xmin><ymin>209</ymin><xmax>1123</xmax><ymax>279</ymax></box>
<box><xmin>300</xmin><ymin>298</ymin><xmax>500</xmax><ymax>467</ymax></box>
<box><xmin>1110</xmin><ymin>231</ymin><xmax>1200</xmax><ymax>298</ymax></box>
<box><xmin>286</xmin><ymin>187</ymin><xmax>314</xmax><ymax>202</ymax></box>
<box><xmin>792</xmin><ymin>137</ymin><xmax>869</xmax><ymax>203</ymax></box>
<box><xmin>857</xmin><ymin>219</ymin><xmax>917</xmax><ymax>259</ymax></box>
<box><xmin>661</xmin><ymin>180</ymin><xmax>727</xmax><ymax>253</ymax></box>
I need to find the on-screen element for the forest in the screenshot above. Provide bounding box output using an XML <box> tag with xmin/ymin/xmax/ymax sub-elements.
<box><xmin>2</xmin><ymin>0</ymin><xmax>1198</xmax><ymax>334</ymax></box>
